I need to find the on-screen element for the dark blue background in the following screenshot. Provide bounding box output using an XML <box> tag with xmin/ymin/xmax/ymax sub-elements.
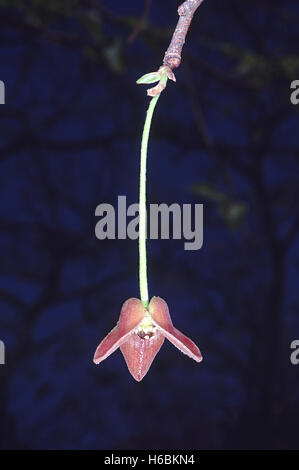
<box><xmin>0</xmin><ymin>0</ymin><xmax>299</xmax><ymax>449</ymax></box>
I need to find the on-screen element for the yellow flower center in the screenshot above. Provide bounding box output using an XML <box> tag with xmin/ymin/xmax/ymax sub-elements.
<box><xmin>135</xmin><ymin>310</ymin><xmax>156</xmax><ymax>340</ymax></box>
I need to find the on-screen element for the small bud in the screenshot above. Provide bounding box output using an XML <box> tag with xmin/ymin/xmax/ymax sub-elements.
<box><xmin>147</xmin><ymin>82</ymin><xmax>166</xmax><ymax>97</ymax></box>
<box><xmin>159</xmin><ymin>65</ymin><xmax>176</xmax><ymax>82</ymax></box>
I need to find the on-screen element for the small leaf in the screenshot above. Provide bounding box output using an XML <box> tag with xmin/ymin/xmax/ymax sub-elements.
<box><xmin>136</xmin><ymin>72</ymin><xmax>160</xmax><ymax>85</ymax></box>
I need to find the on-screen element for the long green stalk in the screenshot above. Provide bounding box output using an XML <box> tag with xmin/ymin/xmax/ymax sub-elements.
<box><xmin>139</xmin><ymin>94</ymin><xmax>160</xmax><ymax>307</ymax></box>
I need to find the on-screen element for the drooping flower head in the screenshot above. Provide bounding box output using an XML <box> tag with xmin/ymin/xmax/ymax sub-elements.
<box><xmin>94</xmin><ymin>297</ymin><xmax>202</xmax><ymax>381</ymax></box>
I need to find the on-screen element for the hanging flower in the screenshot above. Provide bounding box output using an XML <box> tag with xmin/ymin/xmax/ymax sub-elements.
<box><xmin>93</xmin><ymin>297</ymin><xmax>202</xmax><ymax>382</ymax></box>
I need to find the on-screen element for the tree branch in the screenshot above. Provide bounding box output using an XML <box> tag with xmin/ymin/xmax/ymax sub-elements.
<box><xmin>147</xmin><ymin>0</ymin><xmax>205</xmax><ymax>96</ymax></box>
<box><xmin>163</xmin><ymin>0</ymin><xmax>205</xmax><ymax>70</ymax></box>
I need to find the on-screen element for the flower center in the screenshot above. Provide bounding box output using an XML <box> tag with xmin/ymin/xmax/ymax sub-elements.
<box><xmin>135</xmin><ymin>310</ymin><xmax>156</xmax><ymax>340</ymax></box>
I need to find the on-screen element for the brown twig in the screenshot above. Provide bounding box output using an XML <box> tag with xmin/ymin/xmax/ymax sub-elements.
<box><xmin>148</xmin><ymin>0</ymin><xmax>205</xmax><ymax>96</ymax></box>
<box><xmin>163</xmin><ymin>0</ymin><xmax>205</xmax><ymax>69</ymax></box>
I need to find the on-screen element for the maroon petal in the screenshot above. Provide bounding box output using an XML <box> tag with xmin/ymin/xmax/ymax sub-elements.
<box><xmin>120</xmin><ymin>332</ymin><xmax>164</xmax><ymax>382</ymax></box>
<box><xmin>93</xmin><ymin>298</ymin><xmax>145</xmax><ymax>364</ymax></box>
<box><xmin>149</xmin><ymin>296</ymin><xmax>202</xmax><ymax>363</ymax></box>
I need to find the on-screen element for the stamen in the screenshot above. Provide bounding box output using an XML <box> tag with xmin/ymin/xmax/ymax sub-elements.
<box><xmin>135</xmin><ymin>311</ymin><xmax>156</xmax><ymax>340</ymax></box>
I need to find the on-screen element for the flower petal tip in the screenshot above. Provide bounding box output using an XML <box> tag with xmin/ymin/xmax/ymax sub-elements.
<box><xmin>93</xmin><ymin>298</ymin><xmax>145</xmax><ymax>365</ymax></box>
<box><xmin>120</xmin><ymin>332</ymin><xmax>164</xmax><ymax>382</ymax></box>
<box><xmin>194</xmin><ymin>352</ymin><xmax>203</xmax><ymax>363</ymax></box>
<box><xmin>149</xmin><ymin>296</ymin><xmax>203</xmax><ymax>364</ymax></box>
<box><xmin>93</xmin><ymin>355</ymin><xmax>100</xmax><ymax>365</ymax></box>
